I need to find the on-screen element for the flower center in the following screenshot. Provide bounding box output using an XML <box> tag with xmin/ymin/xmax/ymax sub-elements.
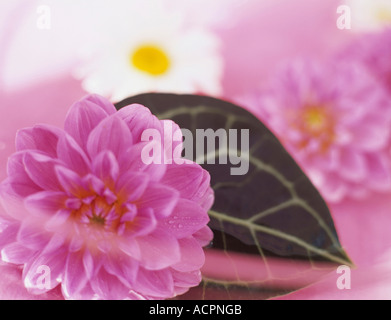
<box><xmin>130</xmin><ymin>45</ymin><xmax>171</xmax><ymax>76</ymax></box>
<box><xmin>376</xmin><ymin>7</ymin><xmax>391</xmax><ymax>22</ymax></box>
<box><xmin>89</xmin><ymin>214</ymin><xmax>106</xmax><ymax>227</ymax></box>
<box><xmin>293</xmin><ymin>105</ymin><xmax>336</xmax><ymax>153</ymax></box>
<box><xmin>73</xmin><ymin>196</ymin><xmax>117</xmax><ymax>230</ymax></box>
<box><xmin>303</xmin><ymin>107</ymin><xmax>329</xmax><ymax>132</ymax></box>
<box><xmin>63</xmin><ymin>185</ymin><xmax>138</xmax><ymax>251</ymax></box>
<box><xmin>67</xmin><ymin>188</ymin><xmax>135</xmax><ymax>236</ymax></box>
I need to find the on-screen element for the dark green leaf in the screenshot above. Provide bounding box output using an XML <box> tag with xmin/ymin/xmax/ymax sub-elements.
<box><xmin>116</xmin><ymin>93</ymin><xmax>352</xmax><ymax>299</ymax></box>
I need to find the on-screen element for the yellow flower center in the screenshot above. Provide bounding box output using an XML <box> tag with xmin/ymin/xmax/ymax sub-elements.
<box><xmin>292</xmin><ymin>105</ymin><xmax>336</xmax><ymax>153</ymax></box>
<box><xmin>303</xmin><ymin>107</ymin><xmax>328</xmax><ymax>132</ymax></box>
<box><xmin>376</xmin><ymin>7</ymin><xmax>391</xmax><ymax>22</ymax></box>
<box><xmin>130</xmin><ymin>45</ymin><xmax>170</xmax><ymax>76</ymax></box>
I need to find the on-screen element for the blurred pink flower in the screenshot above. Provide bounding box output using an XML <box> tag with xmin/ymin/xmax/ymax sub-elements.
<box><xmin>218</xmin><ymin>0</ymin><xmax>353</xmax><ymax>99</ymax></box>
<box><xmin>0</xmin><ymin>94</ymin><xmax>214</xmax><ymax>300</ymax></box>
<box><xmin>339</xmin><ymin>28</ymin><xmax>391</xmax><ymax>92</ymax></box>
<box><xmin>239</xmin><ymin>59</ymin><xmax>391</xmax><ymax>202</ymax></box>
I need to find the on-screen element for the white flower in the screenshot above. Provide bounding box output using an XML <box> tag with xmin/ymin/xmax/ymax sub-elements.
<box><xmin>74</xmin><ymin>0</ymin><xmax>223</xmax><ymax>101</ymax></box>
<box><xmin>346</xmin><ymin>0</ymin><xmax>391</xmax><ymax>32</ymax></box>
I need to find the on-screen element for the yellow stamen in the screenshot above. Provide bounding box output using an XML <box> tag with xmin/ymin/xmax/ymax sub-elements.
<box><xmin>376</xmin><ymin>7</ymin><xmax>391</xmax><ymax>22</ymax></box>
<box><xmin>303</xmin><ymin>107</ymin><xmax>328</xmax><ymax>132</ymax></box>
<box><xmin>293</xmin><ymin>105</ymin><xmax>336</xmax><ymax>153</ymax></box>
<box><xmin>131</xmin><ymin>45</ymin><xmax>170</xmax><ymax>76</ymax></box>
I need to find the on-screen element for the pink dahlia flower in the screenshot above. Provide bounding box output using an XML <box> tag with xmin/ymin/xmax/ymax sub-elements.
<box><xmin>0</xmin><ymin>94</ymin><xmax>214</xmax><ymax>300</ymax></box>
<box><xmin>239</xmin><ymin>59</ymin><xmax>391</xmax><ymax>202</ymax></box>
<box><xmin>339</xmin><ymin>28</ymin><xmax>391</xmax><ymax>92</ymax></box>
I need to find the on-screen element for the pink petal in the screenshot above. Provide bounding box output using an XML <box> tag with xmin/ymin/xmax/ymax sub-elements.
<box><xmin>319</xmin><ymin>173</ymin><xmax>346</xmax><ymax>203</ymax></box>
<box><xmin>97</xmin><ymin>239</ymin><xmax>112</xmax><ymax>254</ymax></box>
<box><xmin>82</xmin><ymin>174</ymin><xmax>105</xmax><ymax>195</ymax></box>
<box><xmin>56</xmin><ymin>134</ymin><xmax>91</xmax><ymax>176</ymax></box>
<box><xmin>23</xmin><ymin>151</ymin><xmax>62</xmax><ymax>191</ymax></box>
<box><xmin>64</xmin><ymin>96</ymin><xmax>112</xmax><ymax>150</ymax></box>
<box><xmin>23</xmin><ymin>246</ymin><xmax>67</xmax><ymax>294</ymax></box>
<box><xmin>82</xmin><ymin>250</ymin><xmax>102</xmax><ymax>280</ymax></box>
<box><xmin>103</xmin><ymin>252</ymin><xmax>138</xmax><ymax>286</ymax></box>
<box><xmin>17</xmin><ymin>220</ymin><xmax>49</xmax><ymax>250</ymax></box>
<box><xmin>0</xmin><ymin>264</ymin><xmax>62</xmax><ymax>300</ymax></box>
<box><xmin>161</xmin><ymin>119</ymin><xmax>183</xmax><ymax>162</ymax></box>
<box><xmin>42</xmin><ymin>233</ymin><xmax>67</xmax><ymax>255</ymax></box>
<box><xmin>161</xmin><ymin>163</ymin><xmax>205</xmax><ymax>200</ymax></box>
<box><xmin>65</xmin><ymin>282</ymin><xmax>96</xmax><ymax>300</ymax></box>
<box><xmin>350</xmin><ymin>116</ymin><xmax>389</xmax><ymax>151</ymax></box>
<box><xmin>68</xmin><ymin>236</ymin><xmax>84</xmax><ymax>253</ymax></box>
<box><xmin>90</xmin><ymin>267</ymin><xmax>131</xmax><ymax>300</ymax></box>
<box><xmin>366</xmin><ymin>154</ymin><xmax>391</xmax><ymax>191</ymax></box>
<box><xmin>7</xmin><ymin>152</ymin><xmax>41</xmax><ymax>197</ymax></box>
<box><xmin>83</xmin><ymin>252</ymin><xmax>94</xmax><ymax>282</ymax></box>
<box><xmin>1</xmin><ymin>242</ymin><xmax>34</xmax><ymax>264</ymax></box>
<box><xmin>55</xmin><ymin>166</ymin><xmax>86</xmax><ymax>197</ymax></box>
<box><xmin>136</xmin><ymin>229</ymin><xmax>180</xmax><ymax>270</ymax></box>
<box><xmin>24</xmin><ymin>191</ymin><xmax>67</xmax><ymax>218</ymax></box>
<box><xmin>0</xmin><ymin>181</ymin><xmax>33</xmax><ymax>220</ymax></box>
<box><xmin>124</xmin><ymin>208</ymin><xmax>157</xmax><ymax>238</ymax></box>
<box><xmin>0</xmin><ymin>223</ymin><xmax>18</xmax><ymax>247</ymax></box>
<box><xmin>16</xmin><ymin>124</ymin><xmax>64</xmax><ymax>158</ymax></box>
<box><xmin>132</xmin><ymin>267</ymin><xmax>174</xmax><ymax>298</ymax></box>
<box><xmin>196</xmin><ymin>171</ymin><xmax>214</xmax><ymax>211</ymax></box>
<box><xmin>116</xmin><ymin>104</ymin><xmax>162</xmax><ymax>143</ymax></box>
<box><xmin>162</xmin><ymin>199</ymin><xmax>210</xmax><ymax>238</ymax></box>
<box><xmin>116</xmin><ymin>171</ymin><xmax>149</xmax><ymax>203</ymax></box>
<box><xmin>193</xmin><ymin>226</ymin><xmax>214</xmax><ymax>247</ymax></box>
<box><xmin>118</xmin><ymin>237</ymin><xmax>141</xmax><ymax>260</ymax></box>
<box><xmin>65</xmin><ymin>198</ymin><xmax>82</xmax><ymax>210</ymax></box>
<box><xmin>127</xmin><ymin>290</ymin><xmax>147</xmax><ymax>300</ymax></box>
<box><xmin>92</xmin><ymin>151</ymin><xmax>119</xmax><ymax>186</ymax></box>
<box><xmin>45</xmin><ymin>209</ymin><xmax>71</xmax><ymax>231</ymax></box>
<box><xmin>86</xmin><ymin>115</ymin><xmax>133</xmax><ymax>160</ymax></box>
<box><xmin>339</xmin><ymin>149</ymin><xmax>366</xmax><ymax>182</ymax></box>
<box><xmin>173</xmin><ymin>286</ymin><xmax>191</xmax><ymax>296</ymax></box>
<box><xmin>62</xmin><ymin>250</ymin><xmax>89</xmax><ymax>299</ymax></box>
<box><xmin>120</xmin><ymin>142</ymin><xmax>166</xmax><ymax>181</ymax></box>
<box><xmin>138</xmin><ymin>183</ymin><xmax>179</xmax><ymax>219</ymax></box>
<box><xmin>171</xmin><ymin>269</ymin><xmax>202</xmax><ymax>289</ymax></box>
<box><xmin>172</xmin><ymin>237</ymin><xmax>206</xmax><ymax>272</ymax></box>
<box><xmin>84</xmin><ymin>94</ymin><xmax>117</xmax><ymax>115</ymax></box>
